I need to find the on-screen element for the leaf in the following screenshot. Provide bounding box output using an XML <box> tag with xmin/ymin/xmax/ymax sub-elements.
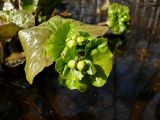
<box><xmin>0</xmin><ymin>10</ymin><xmax>35</xmax><ymax>39</ymax></box>
<box><xmin>1</xmin><ymin>0</ymin><xmax>14</xmax><ymax>11</ymax></box>
<box><xmin>18</xmin><ymin>24</ymin><xmax>53</xmax><ymax>84</ymax></box>
<box><xmin>55</xmin><ymin>57</ymin><xmax>68</xmax><ymax>78</ymax></box>
<box><xmin>47</xmin><ymin>22</ymin><xmax>71</xmax><ymax>60</ymax></box>
<box><xmin>0</xmin><ymin>11</ymin><xmax>19</xmax><ymax>39</ymax></box>
<box><xmin>9</xmin><ymin>10</ymin><xmax>35</xmax><ymax>28</ymax></box>
<box><xmin>65</xmin><ymin>69</ymin><xmax>87</xmax><ymax>92</ymax></box>
<box><xmin>92</xmin><ymin>65</ymin><xmax>107</xmax><ymax>87</ymax></box>
<box><xmin>0</xmin><ymin>10</ymin><xmax>9</xmax><ymax>23</ymax></box>
<box><xmin>66</xmin><ymin>79</ymin><xmax>87</xmax><ymax>92</ymax></box>
<box><xmin>92</xmin><ymin>77</ymin><xmax>106</xmax><ymax>87</ymax></box>
<box><xmin>91</xmin><ymin>42</ymin><xmax>113</xmax><ymax>77</ymax></box>
<box><xmin>0</xmin><ymin>23</ymin><xmax>20</xmax><ymax>38</ymax></box>
<box><xmin>5</xmin><ymin>52</ymin><xmax>25</xmax><ymax>67</ymax></box>
<box><xmin>18</xmin><ymin>16</ymin><xmax>68</xmax><ymax>84</ymax></box>
<box><xmin>49</xmin><ymin>16</ymin><xmax>108</xmax><ymax>37</ymax></box>
<box><xmin>85</xmin><ymin>37</ymin><xmax>106</xmax><ymax>57</ymax></box>
<box><xmin>56</xmin><ymin>57</ymin><xmax>87</xmax><ymax>92</ymax></box>
<box><xmin>84</xmin><ymin>60</ymin><xmax>96</xmax><ymax>75</ymax></box>
<box><xmin>107</xmin><ymin>3</ymin><xmax>130</xmax><ymax>34</ymax></box>
<box><xmin>55</xmin><ymin>46</ymin><xmax>77</xmax><ymax>79</ymax></box>
<box><xmin>20</xmin><ymin>0</ymin><xmax>39</xmax><ymax>13</ymax></box>
<box><xmin>67</xmin><ymin>69</ymin><xmax>84</xmax><ymax>81</ymax></box>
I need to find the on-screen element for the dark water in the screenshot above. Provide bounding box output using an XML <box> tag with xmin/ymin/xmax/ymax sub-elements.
<box><xmin>0</xmin><ymin>0</ymin><xmax>160</xmax><ymax>120</ymax></box>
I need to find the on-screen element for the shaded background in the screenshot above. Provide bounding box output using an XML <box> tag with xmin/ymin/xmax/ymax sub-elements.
<box><xmin>0</xmin><ymin>0</ymin><xmax>160</xmax><ymax>120</ymax></box>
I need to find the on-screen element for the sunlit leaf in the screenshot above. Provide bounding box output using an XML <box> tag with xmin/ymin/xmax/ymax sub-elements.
<box><xmin>18</xmin><ymin>24</ymin><xmax>53</xmax><ymax>84</ymax></box>
<box><xmin>0</xmin><ymin>10</ymin><xmax>34</xmax><ymax>39</ymax></box>
<box><xmin>91</xmin><ymin>42</ymin><xmax>113</xmax><ymax>77</ymax></box>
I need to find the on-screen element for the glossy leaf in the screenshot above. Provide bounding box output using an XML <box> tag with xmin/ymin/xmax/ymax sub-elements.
<box><xmin>18</xmin><ymin>23</ymin><xmax>53</xmax><ymax>84</ymax></box>
<box><xmin>0</xmin><ymin>10</ymin><xmax>34</xmax><ymax>39</ymax></box>
<box><xmin>9</xmin><ymin>10</ymin><xmax>35</xmax><ymax>28</ymax></box>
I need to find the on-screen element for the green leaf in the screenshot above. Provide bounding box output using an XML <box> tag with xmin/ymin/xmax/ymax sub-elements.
<box><xmin>18</xmin><ymin>24</ymin><xmax>53</xmax><ymax>84</ymax></box>
<box><xmin>85</xmin><ymin>37</ymin><xmax>106</xmax><ymax>57</ymax></box>
<box><xmin>55</xmin><ymin>46</ymin><xmax>77</xmax><ymax>79</ymax></box>
<box><xmin>107</xmin><ymin>3</ymin><xmax>130</xmax><ymax>34</ymax></box>
<box><xmin>49</xmin><ymin>16</ymin><xmax>108</xmax><ymax>37</ymax></box>
<box><xmin>67</xmin><ymin>69</ymin><xmax>84</xmax><ymax>81</ymax></box>
<box><xmin>66</xmin><ymin>79</ymin><xmax>87</xmax><ymax>92</ymax></box>
<box><xmin>92</xmin><ymin>77</ymin><xmax>106</xmax><ymax>87</ymax></box>
<box><xmin>65</xmin><ymin>69</ymin><xmax>87</xmax><ymax>92</ymax></box>
<box><xmin>91</xmin><ymin>42</ymin><xmax>113</xmax><ymax>77</ymax></box>
<box><xmin>92</xmin><ymin>65</ymin><xmax>107</xmax><ymax>87</ymax></box>
<box><xmin>20</xmin><ymin>0</ymin><xmax>39</xmax><ymax>13</ymax></box>
<box><xmin>61</xmin><ymin>46</ymin><xmax>77</xmax><ymax>61</ymax></box>
<box><xmin>84</xmin><ymin>60</ymin><xmax>96</xmax><ymax>75</ymax></box>
<box><xmin>55</xmin><ymin>57</ymin><xmax>70</xmax><ymax>79</ymax></box>
<box><xmin>47</xmin><ymin>22</ymin><xmax>71</xmax><ymax>60</ymax></box>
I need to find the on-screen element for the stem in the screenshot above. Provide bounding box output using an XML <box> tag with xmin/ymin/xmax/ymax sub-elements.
<box><xmin>106</xmin><ymin>0</ymin><xmax>111</xmax><ymax>8</ymax></box>
<box><xmin>14</xmin><ymin>0</ymin><xmax>22</xmax><ymax>10</ymax></box>
<box><xmin>0</xmin><ymin>40</ymin><xmax>5</xmax><ymax>65</ymax></box>
<box><xmin>101</xmin><ymin>0</ymin><xmax>111</xmax><ymax>11</ymax></box>
<box><xmin>35</xmin><ymin>6</ymin><xmax>42</xmax><ymax>25</ymax></box>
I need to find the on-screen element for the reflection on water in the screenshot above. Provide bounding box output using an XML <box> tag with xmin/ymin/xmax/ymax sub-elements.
<box><xmin>0</xmin><ymin>0</ymin><xmax>160</xmax><ymax>120</ymax></box>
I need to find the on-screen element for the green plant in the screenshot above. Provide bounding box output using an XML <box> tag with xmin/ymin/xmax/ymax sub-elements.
<box><xmin>0</xmin><ymin>1</ymin><xmax>130</xmax><ymax>92</ymax></box>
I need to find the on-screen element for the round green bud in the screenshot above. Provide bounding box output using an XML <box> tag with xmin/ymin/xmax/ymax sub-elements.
<box><xmin>68</xmin><ymin>60</ymin><xmax>76</xmax><ymax>69</ymax></box>
<box><xmin>77</xmin><ymin>36</ymin><xmax>85</xmax><ymax>46</ymax></box>
<box><xmin>77</xmin><ymin>60</ymin><xmax>86</xmax><ymax>71</ymax></box>
<box><xmin>67</xmin><ymin>40</ymin><xmax>77</xmax><ymax>48</ymax></box>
